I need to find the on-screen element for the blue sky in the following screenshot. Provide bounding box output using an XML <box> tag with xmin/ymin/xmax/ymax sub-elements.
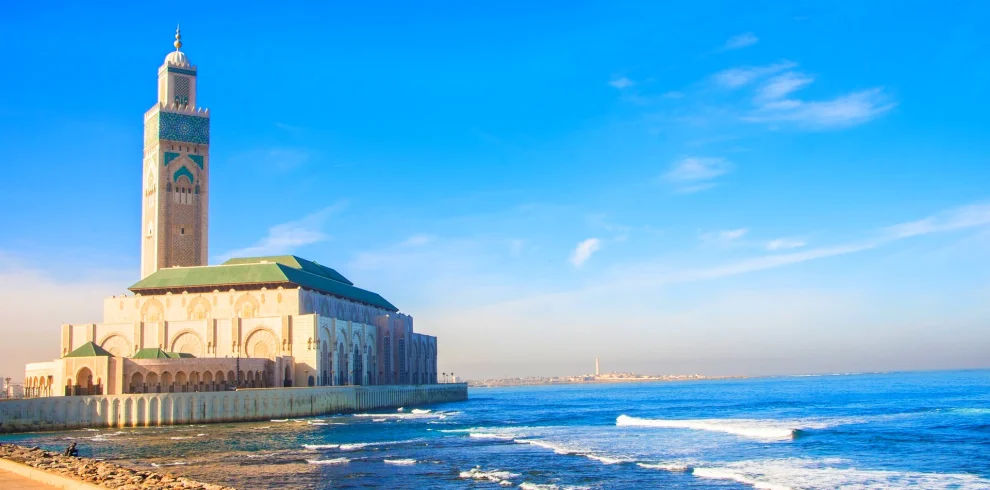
<box><xmin>1</xmin><ymin>2</ymin><xmax>989</xmax><ymax>380</ymax></box>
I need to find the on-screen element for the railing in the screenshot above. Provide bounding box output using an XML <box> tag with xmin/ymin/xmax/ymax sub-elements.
<box><xmin>64</xmin><ymin>384</ymin><xmax>103</xmax><ymax>396</ymax></box>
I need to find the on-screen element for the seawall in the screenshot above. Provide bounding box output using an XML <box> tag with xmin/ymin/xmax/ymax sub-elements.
<box><xmin>0</xmin><ymin>384</ymin><xmax>467</xmax><ymax>434</ymax></box>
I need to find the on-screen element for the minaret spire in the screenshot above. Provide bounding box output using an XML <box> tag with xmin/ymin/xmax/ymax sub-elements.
<box><xmin>174</xmin><ymin>25</ymin><xmax>182</xmax><ymax>51</ymax></box>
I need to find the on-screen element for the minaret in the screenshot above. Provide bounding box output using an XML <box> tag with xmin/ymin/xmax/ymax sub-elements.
<box><xmin>141</xmin><ymin>27</ymin><xmax>210</xmax><ymax>279</ymax></box>
<box><xmin>595</xmin><ymin>358</ymin><xmax>600</xmax><ymax>376</ymax></box>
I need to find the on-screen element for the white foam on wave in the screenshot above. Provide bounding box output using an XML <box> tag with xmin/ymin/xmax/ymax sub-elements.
<box><xmin>271</xmin><ymin>419</ymin><xmax>289</xmax><ymax>422</ymax></box>
<box><xmin>384</xmin><ymin>458</ymin><xmax>416</xmax><ymax>465</ymax></box>
<box><xmin>691</xmin><ymin>458</ymin><xmax>990</xmax><ymax>490</ymax></box>
<box><xmin>949</xmin><ymin>407</ymin><xmax>990</xmax><ymax>416</ymax></box>
<box><xmin>514</xmin><ymin>438</ymin><xmax>577</xmax><ymax>455</ymax></box>
<box><xmin>637</xmin><ymin>462</ymin><xmax>691</xmax><ymax>472</ymax></box>
<box><xmin>469</xmin><ymin>433</ymin><xmax>513</xmax><ymax>440</ymax></box>
<box><xmin>307</xmin><ymin>457</ymin><xmax>350</xmax><ymax>465</ymax></box>
<box><xmin>372</xmin><ymin>419</ymin><xmax>386</xmax><ymax>422</ymax></box>
<box><xmin>584</xmin><ymin>453</ymin><xmax>633</xmax><ymax>465</ymax></box>
<box><xmin>459</xmin><ymin>467</ymin><xmax>519</xmax><ymax>485</ymax></box>
<box><xmin>616</xmin><ymin>415</ymin><xmax>847</xmax><ymax>441</ymax></box>
<box><xmin>339</xmin><ymin>438</ymin><xmax>423</xmax><ymax>451</ymax></box>
<box><xmin>309</xmin><ymin>422</ymin><xmax>330</xmax><ymax>426</ymax></box>
<box><xmin>518</xmin><ymin>484</ymin><xmax>559</xmax><ymax>490</ymax></box>
<box><xmin>353</xmin><ymin>412</ymin><xmax>442</xmax><ymax>419</ymax></box>
<box><xmin>303</xmin><ymin>444</ymin><xmax>340</xmax><ymax>450</ymax></box>
<box><xmin>411</xmin><ymin>408</ymin><xmax>431</xmax><ymax>414</ymax></box>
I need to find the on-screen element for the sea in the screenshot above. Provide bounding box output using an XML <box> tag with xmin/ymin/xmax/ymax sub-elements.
<box><xmin>2</xmin><ymin>370</ymin><xmax>988</xmax><ymax>489</ymax></box>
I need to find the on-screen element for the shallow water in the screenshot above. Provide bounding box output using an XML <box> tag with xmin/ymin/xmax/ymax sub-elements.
<box><xmin>3</xmin><ymin>370</ymin><xmax>988</xmax><ymax>489</ymax></box>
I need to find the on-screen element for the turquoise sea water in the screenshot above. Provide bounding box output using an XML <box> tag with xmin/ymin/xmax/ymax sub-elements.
<box><xmin>2</xmin><ymin>370</ymin><xmax>989</xmax><ymax>489</ymax></box>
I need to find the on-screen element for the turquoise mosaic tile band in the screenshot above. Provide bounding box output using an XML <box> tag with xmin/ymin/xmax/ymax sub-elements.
<box><xmin>188</xmin><ymin>154</ymin><xmax>204</xmax><ymax>169</ymax></box>
<box><xmin>173</xmin><ymin>165</ymin><xmax>195</xmax><ymax>184</ymax></box>
<box><xmin>158</xmin><ymin>112</ymin><xmax>210</xmax><ymax>144</ymax></box>
<box><xmin>163</xmin><ymin>152</ymin><xmax>181</xmax><ymax>166</ymax></box>
<box><xmin>166</xmin><ymin>67</ymin><xmax>197</xmax><ymax>76</ymax></box>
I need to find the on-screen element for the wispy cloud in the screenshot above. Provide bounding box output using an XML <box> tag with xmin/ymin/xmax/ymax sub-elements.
<box><xmin>662</xmin><ymin>157</ymin><xmax>734</xmax><ymax>193</ymax></box>
<box><xmin>767</xmin><ymin>238</ymin><xmax>807</xmax><ymax>250</ymax></box>
<box><xmin>756</xmin><ymin>72</ymin><xmax>814</xmax><ymax>101</ymax></box>
<box><xmin>608</xmin><ymin>76</ymin><xmax>635</xmax><ymax>89</ymax></box>
<box><xmin>722</xmin><ymin>32</ymin><xmax>759</xmax><ymax>50</ymax></box>
<box><xmin>399</xmin><ymin>234</ymin><xmax>435</xmax><ymax>247</ymax></box>
<box><xmin>885</xmin><ymin>202</ymin><xmax>990</xmax><ymax>238</ymax></box>
<box><xmin>747</xmin><ymin>87</ymin><xmax>895</xmax><ymax>128</ymax></box>
<box><xmin>701</xmin><ymin>228</ymin><xmax>749</xmax><ymax>246</ymax></box>
<box><xmin>216</xmin><ymin>202</ymin><xmax>347</xmax><ymax>261</ymax></box>
<box><xmin>570</xmin><ymin>238</ymin><xmax>602</xmax><ymax>267</ymax></box>
<box><xmin>713</xmin><ymin>61</ymin><xmax>796</xmax><ymax>88</ymax></box>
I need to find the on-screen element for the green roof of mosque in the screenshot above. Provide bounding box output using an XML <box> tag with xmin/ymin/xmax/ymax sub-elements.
<box><xmin>223</xmin><ymin>255</ymin><xmax>353</xmax><ymax>286</ymax></box>
<box><xmin>64</xmin><ymin>342</ymin><xmax>113</xmax><ymax>358</ymax></box>
<box><xmin>129</xmin><ymin>256</ymin><xmax>398</xmax><ymax>312</ymax></box>
<box><xmin>132</xmin><ymin>348</ymin><xmax>189</xmax><ymax>359</ymax></box>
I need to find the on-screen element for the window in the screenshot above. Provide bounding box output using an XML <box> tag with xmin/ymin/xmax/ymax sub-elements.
<box><xmin>180</xmin><ymin>227</ymin><xmax>185</xmax><ymax>235</ymax></box>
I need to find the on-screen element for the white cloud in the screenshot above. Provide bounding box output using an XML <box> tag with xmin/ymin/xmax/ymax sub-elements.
<box><xmin>747</xmin><ymin>88</ymin><xmax>895</xmax><ymax>128</ymax></box>
<box><xmin>723</xmin><ymin>32</ymin><xmax>759</xmax><ymax>50</ymax></box>
<box><xmin>767</xmin><ymin>238</ymin><xmax>807</xmax><ymax>250</ymax></box>
<box><xmin>662</xmin><ymin>157</ymin><xmax>734</xmax><ymax>193</ymax></box>
<box><xmin>701</xmin><ymin>228</ymin><xmax>749</xmax><ymax>246</ymax></box>
<box><xmin>756</xmin><ymin>72</ymin><xmax>814</xmax><ymax>101</ymax></box>
<box><xmin>570</xmin><ymin>238</ymin><xmax>602</xmax><ymax>267</ymax></box>
<box><xmin>885</xmin><ymin>202</ymin><xmax>990</xmax><ymax>239</ymax></box>
<box><xmin>217</xmin><ymin>202</ymin><xmax>347</xmax><ymax>261</ymax></box>
<box><xmin>609</xmin><ymin>76</ymin><xmax>635</xmax><ymax>89</ymax></box>
<box><xmin>714</xmin><ymin>61</ymin><xmax>796</xmax><ymax>88</ymax></box>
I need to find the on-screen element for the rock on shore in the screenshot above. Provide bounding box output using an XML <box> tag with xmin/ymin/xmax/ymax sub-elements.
<box><xmin>0</xmin><ymin>444</ymin><xmax>236</xmax><ymax>490</ymax></box>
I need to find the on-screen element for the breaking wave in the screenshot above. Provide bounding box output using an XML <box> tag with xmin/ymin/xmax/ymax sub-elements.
<box><xmin>302</xmin><ymin>444</ymin><xmax>339</xmax><ymax>450</ymax></box>
<box><xmin>384</xmin><ymin>458</ymin><xmax>416</xmax><ymax>465</ymax></box>
<box><xmin>459</xmin><ymin>467</ymin><xmax>520</xmax><ymax>485</ymax></box>
<box><xmin>615</xmin><ymin>415</ymin><xmax>850</xmax><ymax>441</ymax></box>
<box><xmin>690</xmin><ymin>458</ymin><xmax>990</xmax><ymax>490</ymax></box>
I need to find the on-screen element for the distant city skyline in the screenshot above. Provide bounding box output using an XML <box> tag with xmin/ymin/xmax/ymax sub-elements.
<box><xmin>2</xmin><ymin>2</ymin><xmax>989</xmax><ymax>380</ymax></box>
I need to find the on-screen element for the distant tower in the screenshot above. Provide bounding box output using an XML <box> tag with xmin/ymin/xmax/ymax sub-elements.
<box><xmin>141</xmin><ymin>26</ymin><xmax>210</xmax><ymax>279</ymax></box>
<box><xmin>595</xmin><ymin>358</ymin><xmax>600</xmax><ymax>376</ymax></box>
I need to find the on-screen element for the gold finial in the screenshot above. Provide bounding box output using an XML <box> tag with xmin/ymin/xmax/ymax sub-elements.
<box><xmin>174</xmin><ymin>25</ymin><xmax>182</xmax><ymax>50</ymax></box>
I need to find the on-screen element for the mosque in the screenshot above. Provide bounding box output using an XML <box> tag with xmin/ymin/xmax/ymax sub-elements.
<box><xmin>23</xmin><ymin>29</ymin><xmax>438</xmax><ymax>398</ymax></box>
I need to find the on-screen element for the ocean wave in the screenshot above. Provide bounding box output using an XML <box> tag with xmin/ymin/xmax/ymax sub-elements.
<box><xmin>459</xmin><ymin>467</ymin><xmax>520</xmax><ymax>485</ymax></box>
<box><xmin>372</xmin><ymin>419</ymin><xmax>386</xmax><ymax>422</ymax></box>
<box><xmin>309</xmin><ymin>422</ymin><xmax>330</xmax><ymax>426</ymax></box>
<box><xmin>949</xmin><ymin>408</ymin><xmax>990</xmax><ymax>416</ymax></box>
<box><xmin>339</xmin><ymin>438</ymin><xmax>423</xmax><ymax>451</ymax></box>
<box><xmin>469</xmin><ymin>433</ymin><xmax>513</xmax><ymax>440</ymax></box>
<box><xmin>691</xmin><ymin>458</ymin><xmax>990</xmax><ymax>490</ymax></box>
<box><xmin>271</xmin><ymin>419</ymin><xmax>289</xmax><ymax>422</ymax></box>
<box><xmin>306</xmin><ymin>458</ymin><xmax>350</xmax><ymax>465</ymax></box>
<box><xmin>411</xmin><ymin>409</ymin><xmax>431</xmax><ymax>414</ymax></box>
<box><xmin>384</xmin><ymin>459</ymin><xmax>416</xmax><ymax>465</ymax></box>
<box><xmin>518</xmin><ymin>484</ymin><xmax>559</xmax><ymax>490</ymax></box>
<box><xmin>513</xmin><ymin>438</ymin><xmax>577</xmax><ymax>455</ymax></box>
<box><xmin>584</xmin><ymin>454</ymin><xmax>633</xmax><ymax>465</ymax></box>
<box><xmin>353</xmin><ymin>412</ymin><xmax>443</xmax><ymax>419</ymax></box>
<box><xmin>616</xmin><ymin>415</ymin><xmax>848</xmax><ymax>441</ymax></box>
<box><xmin>303</xmin><ymin>444</ymin><xmax>340</xmax><ymax>450</ymax></box>
<box><xmin>638</xmin><ymin>462</ymin><xmax>691</xmax><ymax>472</ymax></box>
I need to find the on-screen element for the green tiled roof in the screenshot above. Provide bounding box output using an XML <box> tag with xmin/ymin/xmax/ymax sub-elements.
<box><xmin>132</xmin><ymin>348</ymin><xmax>188</xmax><ymax>359</ymax></box>
<box><xmin>65</xmin><ymin>342</ymin><xmax>113</xmax><ymax>358</ymax></box>
<box><xmin>129</xmin><ymin>256</ymin><xmax>398</xmax><ymax>312</ymax></box>
<box><xmin>223</xmin><ymin>255</ymin><xmax>353</xmax><ymax>285</ymax></box>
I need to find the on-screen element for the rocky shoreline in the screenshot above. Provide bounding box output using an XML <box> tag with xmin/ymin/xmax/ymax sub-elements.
<box><xmin>0</xmin><ymin>444</ymin><xmax>236</xmax><ymax>489</ymax></box>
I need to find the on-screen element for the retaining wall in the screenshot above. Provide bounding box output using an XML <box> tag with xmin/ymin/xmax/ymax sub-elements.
<box><xmin>0</xmin><ymin>384</ymin><xmax>467</xmax><ymax>434</ymax></box>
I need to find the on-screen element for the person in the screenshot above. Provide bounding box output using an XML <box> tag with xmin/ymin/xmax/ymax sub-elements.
<box><xmin>64</xmin><ymin>442</ymin><xmax>78</xmax><ymax>457</ymax></box>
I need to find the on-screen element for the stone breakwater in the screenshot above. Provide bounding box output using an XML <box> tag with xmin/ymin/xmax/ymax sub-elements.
<box><xmin>0</xmin><ymin>444</ymin><xmax>235</xmax><ymax>489</ymax></box>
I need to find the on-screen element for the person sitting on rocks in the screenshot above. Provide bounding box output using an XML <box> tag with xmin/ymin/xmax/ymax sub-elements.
<box><xmin>64</xmin><ymin>442</ymin><xmax>78</xmax><ymax>457</ymax></box>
